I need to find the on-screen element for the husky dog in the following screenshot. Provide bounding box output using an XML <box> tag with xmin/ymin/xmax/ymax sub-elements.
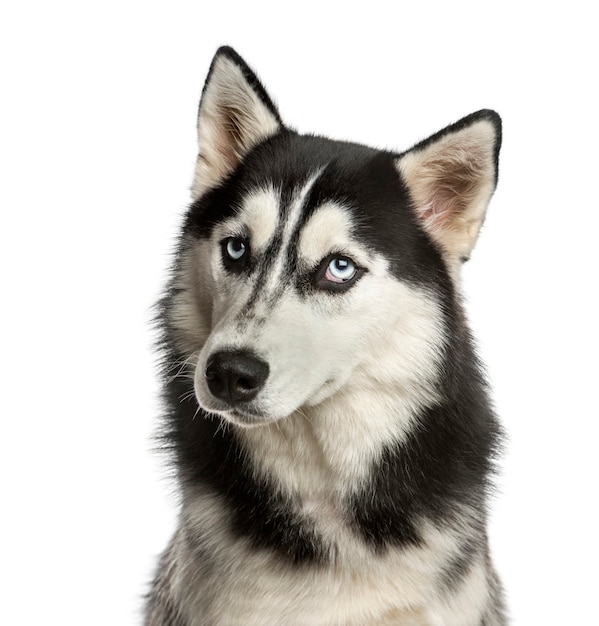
<box><xmin>145</xmin><ymin>46</ymin><xmax>506</xmax><ymax>625</ymax></box>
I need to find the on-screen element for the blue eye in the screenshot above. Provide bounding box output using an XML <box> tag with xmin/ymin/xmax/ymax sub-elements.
<box><xmin>325</xmin><ymin>257</ymin><xmax>357</xmax><ymax>283</ymax></box>
<box><xmin>225</xmin><ymin>238</ymin><xmax>246</xmax><ymax>261</ymax></box>
<box><xmin>314</xmin><ymin>254</ymin><xmax>364</xmax><ymax>292</ymax></box>
<box><xmin>222</xmin><ymin>237</ymin><xmax>249</xmax><ymax>271</ymax></box>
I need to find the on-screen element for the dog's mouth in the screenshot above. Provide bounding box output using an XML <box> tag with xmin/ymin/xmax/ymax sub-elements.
<box><xmin>223</xmin><ymin>408</ymin><xmax>272</xmax><ymax>427</ymax></box>
<box><xmin>201</xmin><ymin>402</ymin><xmax>274</xmax><ymax>427</ymax></box>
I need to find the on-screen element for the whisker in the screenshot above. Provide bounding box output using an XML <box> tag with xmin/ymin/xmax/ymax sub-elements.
<box><xmin>179</xmin><ymin>390</ymin><xmax>197</xmax><ymax>403</ymax></box>
<box><xmin>166</xmin><ymin>352</ymin><xmax>199</xmax><ymax>384</ymax></box>
<box><xmin>191</xmin><ymin>404</ymin><xmax>202</xmax><ymax>421</ymax></box>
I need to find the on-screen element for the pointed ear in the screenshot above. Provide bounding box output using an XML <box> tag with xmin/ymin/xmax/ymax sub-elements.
<box><xmin>396</xmin><ymin>110</ymin><xmax>502</xmax><ymax>269</ymax></box>
<box><xmin>191</xmin><ymin>47</ymin><xmax>283</xmax><ymax>199</ymax></box>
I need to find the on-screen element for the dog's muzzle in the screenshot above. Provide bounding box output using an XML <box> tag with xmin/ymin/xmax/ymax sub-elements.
<box><xmin>205</xmin><ymin>350</ymin><xmax>269</xmax><ymax>406</ymax></box>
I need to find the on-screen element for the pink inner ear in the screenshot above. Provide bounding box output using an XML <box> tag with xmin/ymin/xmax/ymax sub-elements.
<box><xmin>416</xmin><ymin>196</ymin><xmax>457</xmax><ymax>235</ymax></box>
<box><xmin>399</xmin><ymin>117</ymin><xmax>498</xmax><ymax>258</ymax></box>
<box><xmin>414</xmin><ymin>155</ymin><xmax>481</xmax><ymax>237</ymax></box>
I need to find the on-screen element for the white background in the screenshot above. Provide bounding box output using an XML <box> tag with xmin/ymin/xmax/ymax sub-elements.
<box><xmin>1</xmin><ymin>1</ymin><xmax>597</xmax><ymax>624</ymax></box>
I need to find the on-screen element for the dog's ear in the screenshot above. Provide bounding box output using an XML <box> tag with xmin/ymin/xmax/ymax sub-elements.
<box><xmin>396</xmin><ymin>110</ymin><xmax>501</xmax><ymax>270</ymax></box>
<box><xmin>191</xmin><ymin>47</ymin><xmax>283</xmax><ymax>199</ymax></box>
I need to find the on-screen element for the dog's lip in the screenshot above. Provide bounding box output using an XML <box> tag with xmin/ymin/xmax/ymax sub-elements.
<box><xmin>201</xmin><ymin>401</ymin><xmax>272</xmax><ymax>426</ymax></box>
<box><xmin>228</xmin><ymin>409</ymin><xmax>267</xmax><ymax>425</ymax></box>
<box><xmin>223</xmin><ymin>408</ymin><xmax>278</xmax><ymax>428</ymax></box>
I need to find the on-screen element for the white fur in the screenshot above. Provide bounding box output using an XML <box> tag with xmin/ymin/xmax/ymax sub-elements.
<box><xmin>427</xmin><ymin>557</ymin><xmax>492</xmax><ymax>626</ymax></box>
<box><xmin>297</xmin><ymin>202</ymin><xmax>357</xmax><ymax>266</ymax></box>
<box><xmin>167</xmin><ymin>242</ymin><xmax>212</xmax><ymax>357</ymax></box>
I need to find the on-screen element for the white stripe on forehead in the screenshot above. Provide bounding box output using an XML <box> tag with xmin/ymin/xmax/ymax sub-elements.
<box><xmin>298</xmin><ymin>203</ymin><xmax>355</xmax><ymax>266</ymax></box>
<box><xmin>280</xmin><ymin>172</ymin><xmax>323</xmax><ymax>248</ymax></box>
<box><xmin>259</xmin><ymin>172</ymin><xmax>323</xmax><ymax>291</ymax></box>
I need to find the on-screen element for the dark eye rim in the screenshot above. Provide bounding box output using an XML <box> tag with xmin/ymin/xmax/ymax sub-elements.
<box><xmin>313</xmin><ymin>253</ymin><xmax>366</xmax><ymax>292</ymax></box>
<box><xmin>221</xmin><ymin>236</ymin><xmax>250</xmax><ymax>272</ymax></box>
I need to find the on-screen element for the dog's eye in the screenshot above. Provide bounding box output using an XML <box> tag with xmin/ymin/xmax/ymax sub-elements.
<box><xmin>225</xmin><ymin>238</ymin><xmax>246</xmax><ymax>260</ymax></box>
<box><xmin>222</xmin><ymin>237</ymin><xmax>249</xmax><ymax>270</ymax></box>
<box><xmin>315</xmin><ymin>255</ymin><xmax>364</xmax><ymax>291</ymax></box>
<box><xmin>326</xmin><ymin>257</ymin><xmax>357</xmax><ymax>283</ymax></box>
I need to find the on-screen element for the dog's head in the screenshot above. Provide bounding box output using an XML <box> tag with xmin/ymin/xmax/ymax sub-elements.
<box><xmin>166</xmin><ymin>47</ymin><xmax>501</xmax><ymax>427</ymax></box>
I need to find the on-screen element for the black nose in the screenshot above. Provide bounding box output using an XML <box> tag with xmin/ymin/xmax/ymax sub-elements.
<box><xmin>205</xmin><ymin>350</ymin><xmax>269</xmax><ymax>405</ymax></box>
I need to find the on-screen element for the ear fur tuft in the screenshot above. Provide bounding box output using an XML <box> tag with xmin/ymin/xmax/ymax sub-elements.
<box><xmin>396</xmin><ymin>110</ymin><xmax>502</xmax><ymax>270</ymax></box>
<box><xmin>191</xmin><ymin>47</ymin><xmax>283</xmax><ymax>199</ymax></box>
